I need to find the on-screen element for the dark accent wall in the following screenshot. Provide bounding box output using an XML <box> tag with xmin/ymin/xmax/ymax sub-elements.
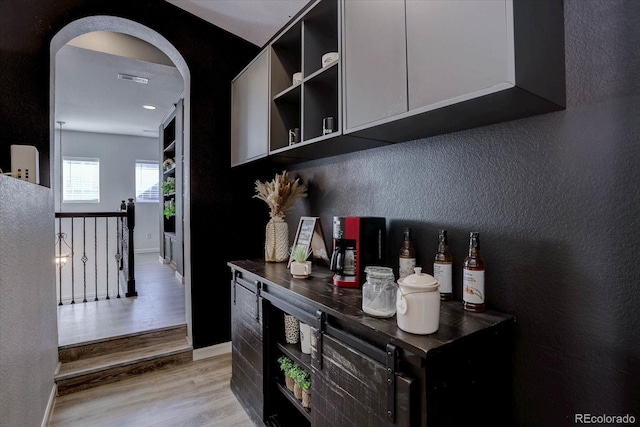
<box><xmin>239</xmin><ymin>1</ymin><xmax>640</xmax><ymax>425</ymax></box>
<box><xmin>0</xmin><ymin>0</ymin><xmax>259</xmax><ymax>348</ymax></box>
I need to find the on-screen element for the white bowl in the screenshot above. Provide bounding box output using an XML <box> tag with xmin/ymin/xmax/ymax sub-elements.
<box><xmin>322</xmin><ymin>52</ymin><xmax>339</xmax><ymax>68</ymax></box>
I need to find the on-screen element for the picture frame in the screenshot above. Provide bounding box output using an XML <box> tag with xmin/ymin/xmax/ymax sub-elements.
<box><xmin>288</xmin><ymin>216</ymin><xmax>329</xmax><ymax>267</ymax></box>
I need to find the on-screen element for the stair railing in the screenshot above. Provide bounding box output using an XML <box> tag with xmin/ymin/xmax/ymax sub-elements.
<box><xmin>55</xmin><ymin>200</ymin><xmax>136</xmax><ymax>305</ymax></box>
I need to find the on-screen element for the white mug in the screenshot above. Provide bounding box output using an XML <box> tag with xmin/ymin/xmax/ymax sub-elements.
<box><xmin>292</xmin><ymin>72</ymin><xmax>302</xmax><ymax>85</ymax></box>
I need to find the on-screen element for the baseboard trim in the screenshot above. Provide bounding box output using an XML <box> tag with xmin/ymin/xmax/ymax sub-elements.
<box><xmin>193</xmin><ymin>341</ymin><xmax>231</xmax><ymax>361</ymax></box>
<box><xmin>135</xmin><ymin>248</ymin><xmax>159</xmax><ymax>254</ymax></box>
<box><xmin>41</xmin><ymin>383</ymin><xmax>57</xmax><ymax>427</ymax></box>
<box><xmin>175</xmin><ymin>270</ymin><xmax>184</xmax><ymax>284</ymax></box>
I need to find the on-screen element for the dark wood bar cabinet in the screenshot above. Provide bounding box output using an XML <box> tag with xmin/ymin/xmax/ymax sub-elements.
<box><xmin>228</xmin><ymin>260</ymin><xmax>515</xmax><ymax>426</ymax></box>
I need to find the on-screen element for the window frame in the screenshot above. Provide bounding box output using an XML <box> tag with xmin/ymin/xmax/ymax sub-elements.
<box><xmin>135</xmin><ymin>159</ymin><xmax>160</xmax><ymax>203</ymax></box>
<box><xmin>62</xmin><ymin>156</ymin><xmax>101</xmax><ymax>203</ymax></box>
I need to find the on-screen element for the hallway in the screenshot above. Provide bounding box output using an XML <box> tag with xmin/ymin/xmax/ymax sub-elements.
<box><xmin>57</xmin><ymin>252</ymin><xmax>185</xmax><ymax>347</ymax></box>
<box><xmin>48</xmin><ymin>352</ymin><xmax>252</xmax><ymax>427</ymax></box>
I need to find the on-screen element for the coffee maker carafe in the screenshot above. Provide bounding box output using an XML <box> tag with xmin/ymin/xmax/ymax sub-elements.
<box><xmin>330</xmin><ymin>216</ymin><xmax>386</xmax><ymax>288</ymax></box>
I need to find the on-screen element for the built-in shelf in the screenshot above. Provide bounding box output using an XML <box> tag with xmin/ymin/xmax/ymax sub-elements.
<box><xmin>275</xmin><ymin>381</ymin><xmax>311</xmax><ymax>421</ymax></box>
<box><xmin>163</xmin><ymin>166</ymin><xmax>176</xmax><ymax>175</ymax></box>
<box><xmin>277</xmin><ymin>342</ymin><xmax>311</xmax><ymax>371</ymax></box>
<box><xmin>164</xmin><ymin>140</ymin><xmax>175</xmax><ymax>153</ymax></box>
<box><xmin>233</xmin><ymin>0</ymin><xmax>565</xmax><ymax>169</ymax></box>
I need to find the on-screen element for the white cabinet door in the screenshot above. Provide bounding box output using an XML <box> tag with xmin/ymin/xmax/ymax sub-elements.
<box><xmin>231</xmin><ymin>49</ymin><xmax>270</xmax><ymax>166</ymax></box>
<box><xmin>406</xmin><ymin>0</ymin><xmax>514</xmax><ymax>112</ymax></box>
<box><xmin>342</xmin><ymin>0</ymin><xmax>408</xmax><ymax>131</ymax></box>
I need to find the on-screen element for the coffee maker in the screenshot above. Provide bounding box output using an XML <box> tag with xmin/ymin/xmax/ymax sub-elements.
<box><xmin>329</xmin><ymin>216</ymin><xmax>386</xmax><ymax>288</ymax></box>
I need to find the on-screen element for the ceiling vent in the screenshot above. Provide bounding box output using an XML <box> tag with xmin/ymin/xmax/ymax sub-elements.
<box><xmin>117</xmin><ymin>73</ymin><xmax>149</xmax><ymax>84</ymax></box>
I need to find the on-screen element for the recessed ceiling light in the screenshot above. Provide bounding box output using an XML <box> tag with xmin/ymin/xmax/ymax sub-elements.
<box><xmin>143</xmin><ymin>105</ymin><xmax>156</xmax><ymax>110</ymax></box>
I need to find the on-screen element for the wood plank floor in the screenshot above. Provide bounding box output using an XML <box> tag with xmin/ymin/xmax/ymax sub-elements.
<box><xmin>57</xmin><ymin>252</ymin><xmax>186</xmax><ymax>346</ymax></box>
<box><xmin>48</xmin><ymin>353</ymin><xmax>254</xmax><ymax>427</ymax></box>
<box><xmin>51</xmin><ymin>253</ymin><xmax>253</xmax><ymax>426</ymax></box>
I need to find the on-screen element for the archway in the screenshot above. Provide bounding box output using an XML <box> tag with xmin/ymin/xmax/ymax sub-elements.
<box><xmin>50</xmin><ymin>16</ymin><xmax>193</xmax><ymax>345</ymax></box>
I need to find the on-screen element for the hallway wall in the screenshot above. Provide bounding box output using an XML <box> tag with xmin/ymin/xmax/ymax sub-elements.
<box><xmin>0</xmin><ymin>176</ymin><xmax>57</xmax><ymax>427</ymax></box>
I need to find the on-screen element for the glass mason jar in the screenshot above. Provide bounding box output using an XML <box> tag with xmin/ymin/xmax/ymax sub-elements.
<box><xmin>362</xmin><ymin>266</ymin><xmax>397</xmax><ymax>318</ymax></box>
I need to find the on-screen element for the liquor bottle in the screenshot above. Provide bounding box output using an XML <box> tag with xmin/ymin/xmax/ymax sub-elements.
<box><xmin>463</xmin><ymin>232</ymin><xmax>486</xmax><ymax>312</ymax></box>
<box><xmin>433</xmin><ymin>230</ymin><xmax>453</xmax><ymax>301</ymax></box>
<box><xmin>399</xmin><ymin>227</ymin><xmax>416</xmax><ymax>281</ymax></box>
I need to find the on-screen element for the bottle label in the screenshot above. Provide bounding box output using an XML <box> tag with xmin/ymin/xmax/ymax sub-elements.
<box><xmin>433</xmin><ymin>263</ymin><xmax>452</xmax><ymax>294</ymax></box>
<box><xmin>399</xmin><ymin>258</ymin><xmax>416</xmax><ymax>280</ymax></box>
<box><xmin>463</xmin><ymin>269</ymin><xmax>485</xmax><ymax>304</ymax></box>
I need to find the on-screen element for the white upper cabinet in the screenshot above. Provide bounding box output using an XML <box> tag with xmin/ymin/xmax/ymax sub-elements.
<box><xmin>342</xmin><ymin>0</ymin><xmax>408</xmax><ymax>131</ymax></box>
<box><xmin>230</xmin><ymin>0</ymin><xmax>565</xmax><ymax>166</ymax></box>
<box><xmin>231</xmin><ymin>48</ymin><xmax>270</xmax><ymax>167</ymax></box>
<box><xmin>406</xmin><ymin>0</ymin><xmax>514</xmax><ymax>111</ymax></box>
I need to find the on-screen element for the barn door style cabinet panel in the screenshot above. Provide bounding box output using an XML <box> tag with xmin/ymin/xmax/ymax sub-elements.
<box><xmin>229</xmin><ymin>0</ymin><xmax>564</xmax><ymax>167</ymax></box>
<box><xmin>228</xmin><ymin>260</ymin><xmax>515</xmax><ymax>426</ymax></box>
<box><xmin>230</xmin><ymin>270</ymin><xmax>266</xmax><ymax>425</ymax></box>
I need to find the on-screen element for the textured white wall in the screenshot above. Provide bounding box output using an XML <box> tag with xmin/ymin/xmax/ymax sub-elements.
<box><xmin>0</xmin><ymin>176</ymin><xmax>58</xmax><ymax>427</ymax></box>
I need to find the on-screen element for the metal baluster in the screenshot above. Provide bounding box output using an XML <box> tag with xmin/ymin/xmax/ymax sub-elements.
<box><xmin>58</xmin><ymin>217</ymin><xmax>63</xmax><ymax>306</ymax></box>
<box><xmin>115</xmin><ymin>215</ymin><xmax>121</xmax><ymax>298</ymax></box>
<box><xmin>71</xmin><ymin>218</ymin><xmax>75</xmax><ymax>304</ymax></box>
<box><xmin>94</xmin><ymin>218</ymin><xmax>98</xmax><ymax>301</ymax></box>
<box><xmin>105</xmin><ymin>218</ymin><xmax>109</xmax><ymax>299</ymax></box>
<box><xmin>82</xmin><ymin>217</ymin><xmax>87</xmax><ymax>302</ymax></box>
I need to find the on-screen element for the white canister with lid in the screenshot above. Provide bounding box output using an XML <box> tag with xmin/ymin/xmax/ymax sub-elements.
<box><xmin>396</xmin><ymin>267</ymin><xmax>440</xmax><ymax>334</ymax></box>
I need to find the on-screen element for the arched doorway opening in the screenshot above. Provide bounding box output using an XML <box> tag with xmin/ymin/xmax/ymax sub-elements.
<box><xmin>49</xmin><ymin>16</ymin><xmax>193</xmax><ymax>345</ymax></box>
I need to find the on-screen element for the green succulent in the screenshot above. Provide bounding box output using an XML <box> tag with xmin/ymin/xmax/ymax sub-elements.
<box><xmin>291</xmin><ymin>245</ymin><xmax>312</xmax><ymax>263</ymax></box>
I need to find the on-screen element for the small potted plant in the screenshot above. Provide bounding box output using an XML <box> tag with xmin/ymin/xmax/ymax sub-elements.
<box><xmin>162</xmin><ymin>177</ymin><xmax>176</xmax><ymax>195</ymax></box>
<box><xmin>277</xmin><ymin>356</ymin><xmax>296</xmax><ymax>392</ymax></box>
<box><xmin>290</xmin><ymin>365</ymin><xmax>306</xmax><ymax>401</ymax></box>
<box><xmin>298</xmin><ymin>369</ymin><xmax>312</xmax><ymax>409</ymax></box>
<box><xmin>163</xmin><ymin>200</ymin><xmax>176</xmax><ymax>219</ymax></box>
<box><xmin>162</xmin><ymin>158</ymin><xmax>175</xmax><ymax>171</ymax></box>
<box><xmin>290</xmin><ymin>245</ymin><xmax>313</xmax><ymax>278</ymax></box>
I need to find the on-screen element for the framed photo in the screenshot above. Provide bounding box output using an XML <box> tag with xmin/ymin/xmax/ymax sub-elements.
<box><xmin>288</xmin><ymin>216</ymin><xmax>329</xmax><ymax>267</ymax></box>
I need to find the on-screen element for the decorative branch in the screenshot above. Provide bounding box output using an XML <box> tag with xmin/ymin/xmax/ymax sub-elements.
<box><xmin>253</xmin><ymin>170</ymin><xmax>307</xmax><ymax>218</ymax></box>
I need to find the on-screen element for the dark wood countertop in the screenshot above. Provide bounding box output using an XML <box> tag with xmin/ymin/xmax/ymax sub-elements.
<box><xmin>228</xmin><ymin>259</ymin><xmax>515</xmax><ymax>358</ymax></box>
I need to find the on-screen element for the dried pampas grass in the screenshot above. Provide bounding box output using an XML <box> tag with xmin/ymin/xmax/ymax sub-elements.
<box><xmin>254</xmin><ymin>170</ymin><xmax>307</xmax><ymax>218</ymax></box>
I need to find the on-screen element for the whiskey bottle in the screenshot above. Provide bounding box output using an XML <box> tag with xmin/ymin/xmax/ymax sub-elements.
<box><xmin>463</xmin><ymin>232</ymin><xmax>486</xmax><ymax>312</ymax></box>
<box><xmin>399</xmin><ymin>227</ymin><xmax>416</xmax><ymax>281</ymax></box>
<box><xmin>434</xmin><ymin>230</ymin><xmax>453</xmax><ymax>301</ymax></box>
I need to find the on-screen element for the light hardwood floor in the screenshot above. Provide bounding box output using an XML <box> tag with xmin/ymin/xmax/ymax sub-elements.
<box><xmin>57</xmin><ymin>252</ymin><xmax>186</xmax><ymax>346</ymax></box>
<box><xmin>51</xmin><ymin>253</ymin><xmax>253</xmax><ymax>426</ymax></box>
<box><xmin>48</xmin><ymin>352</ymin><xmax>253</xmax><ymax>427</ymax></box>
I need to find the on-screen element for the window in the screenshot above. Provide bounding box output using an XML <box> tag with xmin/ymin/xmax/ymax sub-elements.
<box><xmin>63</xmin><ymin>157</ymin><xmax>100</xmax><ymax>203</ymax></box>
<box><xmin>135</xmin><ymin>160</ymin><xmax>160</xmax><ymax>203</ymax></box>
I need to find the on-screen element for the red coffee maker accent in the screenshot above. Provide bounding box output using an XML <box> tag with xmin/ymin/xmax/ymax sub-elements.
<box><xmin>329</xmin><ymin>216</ymin><xmax>386</xmax><ymax>288</ymax></box>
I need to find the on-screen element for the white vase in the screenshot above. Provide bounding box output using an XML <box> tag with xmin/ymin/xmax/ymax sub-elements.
<box><xmin>284</xmin><ymin>314</ymin><xmax>299</xmax><ymax>344</ymax></box>
<box><xmin>299</xmin><ymin>322</ymin><xmax>311</xmax><ymax>354</ymax></box>
<box><xmin>265</xmin><ymin>216</ymin><xmax>289</xmax><ymax>262</ymax></box>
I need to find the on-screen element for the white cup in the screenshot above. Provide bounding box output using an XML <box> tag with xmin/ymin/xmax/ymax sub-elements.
<box><xmin>292</xmin><ymin>72</ymin><xmax>302</xmax><ymax>85</ymax></box>
<box><xmin>322</xmin><ymin>52</ymin><xmax>339</xmax><ymax>68</ymax></box>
